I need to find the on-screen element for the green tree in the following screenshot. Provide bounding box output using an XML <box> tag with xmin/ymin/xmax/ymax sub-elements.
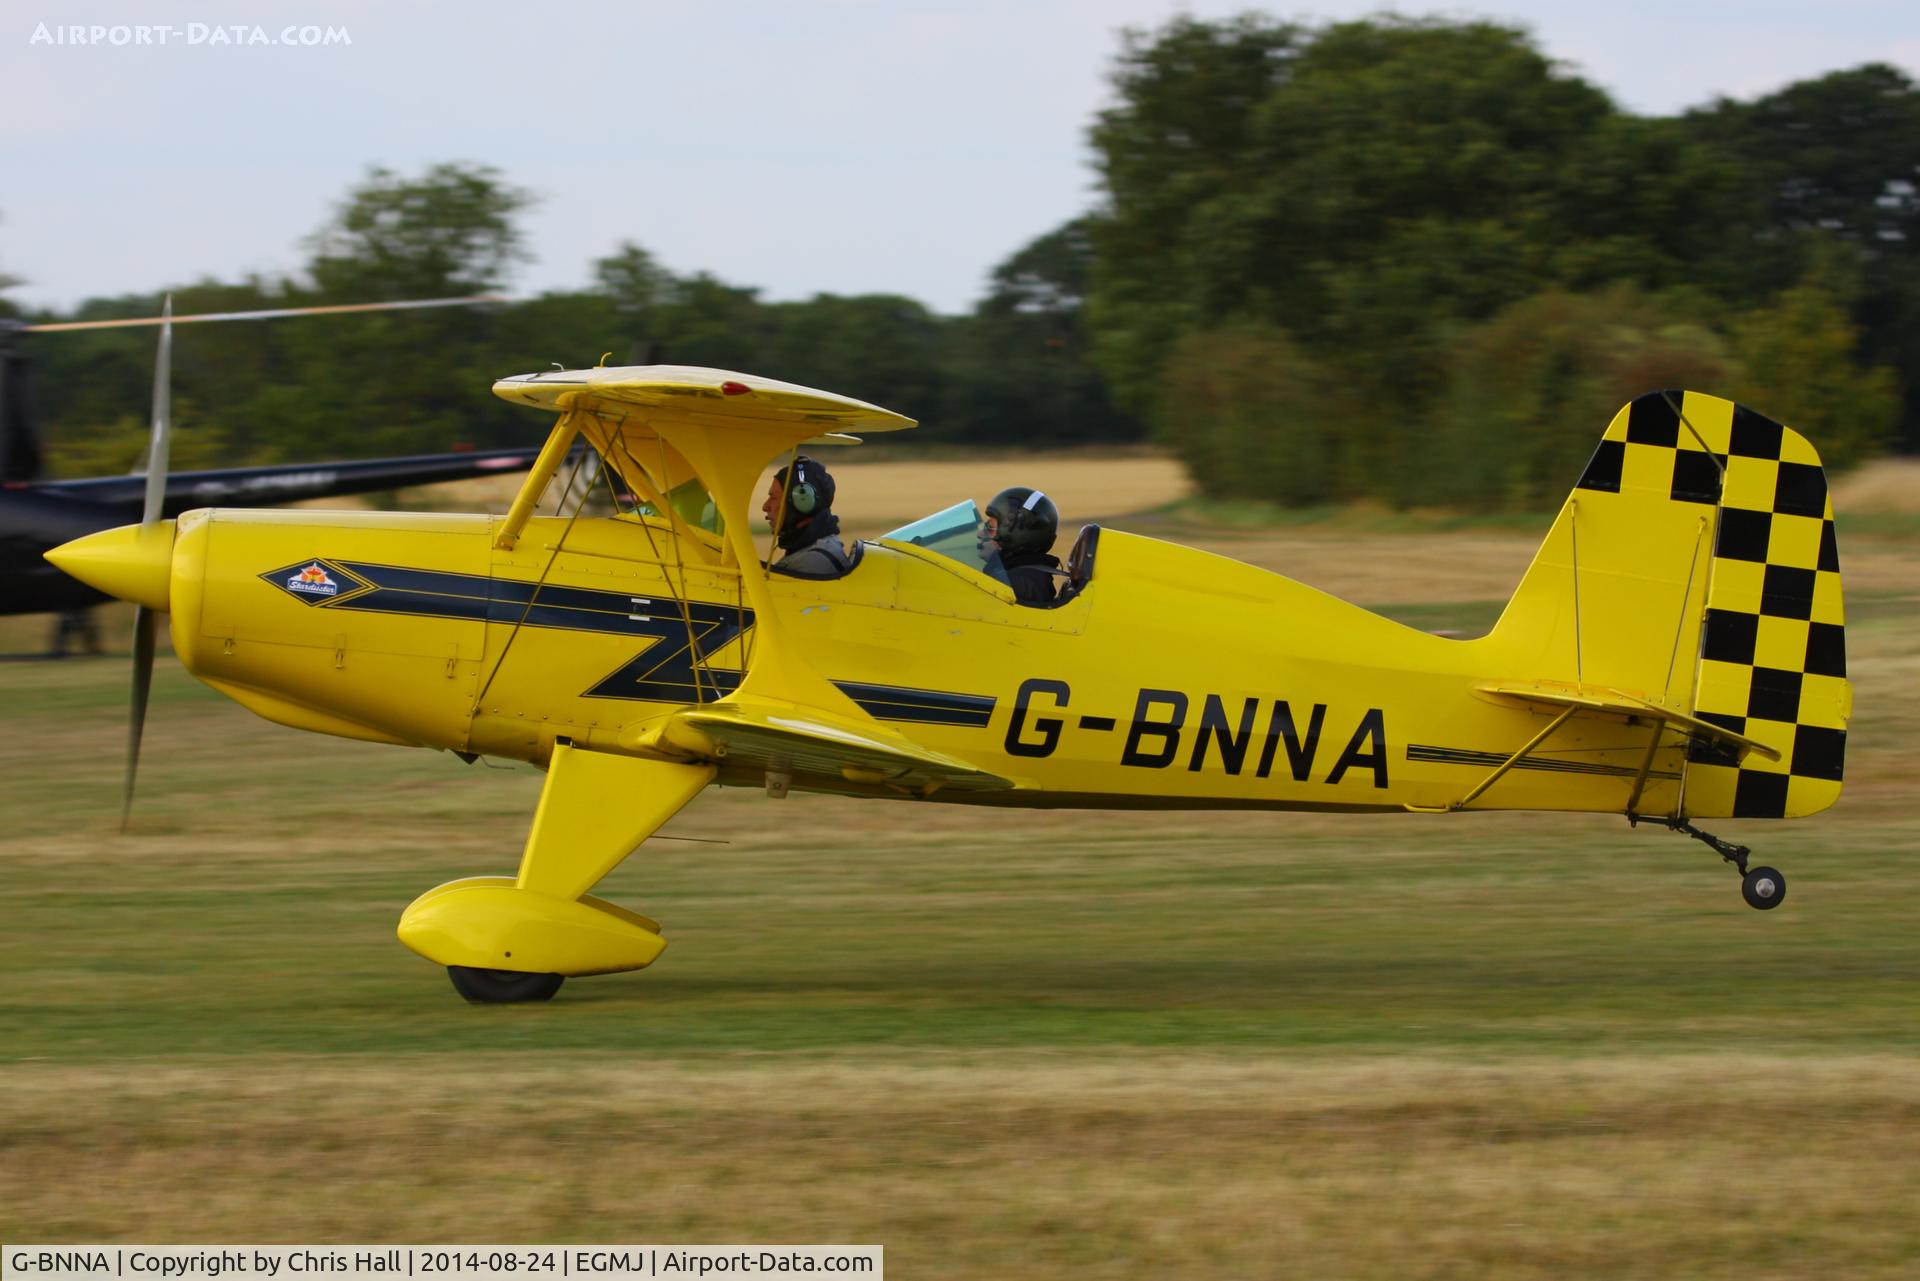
<box><xmin>595</xmin><ymin>242</ymin><xmax>674</xmax><ymax>313</ymax></box>
<box><xmin>761</xmin><ymin>293</ymin><xmax>945</xmax><ymax>421</ymax></box>
<box><xmin>1683</xmin><ymin>64</ymin><xmax>1920</xmax><ymax>445</ymax></box>
<box><xmin>307</xmin><ymin>162</ymin><xmax>533</xmax><ymax>300</ymax></box>
<box><xmin>652</xmin><ymin>273</ymin><xmax>773</xmax><ymax>372</ymax></box>
<box><xmin>0</xmin><ymin>209</ymin><xmax>26</xmax><ymax>316</ymax></box>
<box><xmin>1728</xmin><ymin>281</ymin><xmax>1900</xmax><ymax>471</ymax></box>
<box><xmin>1158</xmin><ymin>321</ymin><xmax>1348</xmax><ymax>505</ymax></box>
<box><xmin>591</xmin><ymin>241</ymin><xmax>675</xmax><ymax>361</ymax></box>
<box><xmin>287</xmin><ymin>163</ymin><xmax>538</xmax><ymax>457</ymax></box>
<box><xmin>1087</xmin><ymin>15</ymin><xmax>1680</xmax><ymax>498</ymax></box>
<box><xmin>42</xmin><ymin>407</ymin><xmax>231</xmax><ymax>477</ymax></box>
<box><xmin>1092</xmin><ymin>18</ymin><xmax>1624</xmax><ymax>378</ymax></box>
<box><xmin>1086</xmin><ymin>14</ymin><xmax>1306</xmax><ymax>420</ymax></box>
<box><xmin>1434</xmin><ymin>288</ymin><xmax>1734</xmax><ymax>509</ymax></box>
<box><xmin>22</xmin><ymin>293</ymin><xmax>178</xmax><ymax>476</ymax></box>
<box><xmin>944</xmin><ymin>219</ymin><xmax>1144</xmax><ymax>444</ymax></box>
<box><xmin>1688</xmin><ymin>65</ymin><xmax>1920</xmax><ymax>274</ymax></box>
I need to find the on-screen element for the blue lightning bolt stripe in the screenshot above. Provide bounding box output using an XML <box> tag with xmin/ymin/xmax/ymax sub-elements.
<box><xmin>265</xmin><ymin>559</ymin><xmax>994</xmax><ymax>724</ymax></box>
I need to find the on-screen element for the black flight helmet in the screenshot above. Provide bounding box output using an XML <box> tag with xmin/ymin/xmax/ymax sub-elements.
<box><xmin>984</xmin><ymin>486</ymin><xmax>1058</xmax><ymax>559</ymax></box>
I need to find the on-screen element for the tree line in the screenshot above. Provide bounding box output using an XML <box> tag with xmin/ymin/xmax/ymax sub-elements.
<box><xmin>2</xmin><ymin>164</ymin><xmax>1137</xmax><ymax>478</ymax></box>
<box><xmin>4</xmin><ymin>15</ymin><xmax>1916</xmax><ymax>509</ymax></box>
<box><xmin>1087</xmin><ymin>16</ymin><xmax>1917</xmax><ymax>507</ymax></box>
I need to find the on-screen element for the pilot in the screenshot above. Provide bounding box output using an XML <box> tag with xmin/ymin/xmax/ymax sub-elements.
<box><xmin>980</xmin><ymin>486</ymin><xmax>1061</xmax><ymax>607</ymax></box>
<box><xmin>763</xmin><ymin>454</ymin><xmax>852</xmax><ymax>577</ymax></box>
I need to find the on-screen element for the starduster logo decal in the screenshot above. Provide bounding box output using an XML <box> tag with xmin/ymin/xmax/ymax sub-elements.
<box><xmin>288</xmin><ymin>562</ymin><xmax>338</xmax><ymax>596</ymax></box>
<box><xmin>259</xmin><ymin>558</ymin><xmax>375</xmax><ymax>606</ymax></box>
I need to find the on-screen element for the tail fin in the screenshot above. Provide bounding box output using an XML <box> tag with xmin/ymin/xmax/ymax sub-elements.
<box><xmin>1488</xmin><ymin>391</ymin><xmax>1848</xmax><ymax>819</ymax></box>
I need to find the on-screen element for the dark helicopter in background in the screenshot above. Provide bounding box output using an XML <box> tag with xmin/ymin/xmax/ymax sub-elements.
<box><xmin>1</xmin><ymin>296</ymin><xmax>539</xmax><ymax>650</ymax></box>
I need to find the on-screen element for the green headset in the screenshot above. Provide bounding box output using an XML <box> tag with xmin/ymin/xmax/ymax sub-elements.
<box><xmin>787</xmin><ymin>456</ymin><xmax>820</xmax><ymax>516</ymax></box>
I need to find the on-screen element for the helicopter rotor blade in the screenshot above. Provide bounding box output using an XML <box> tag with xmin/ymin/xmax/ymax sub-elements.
<box><xmin>20</xmin><ymin>294</ymin><xmax>509</xmax><ymax>333</ymax></box>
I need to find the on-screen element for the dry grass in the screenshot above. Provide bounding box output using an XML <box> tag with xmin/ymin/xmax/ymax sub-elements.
<box><xmin>4</xmin><ymin>1056</ymin><xmax>1917</xmax><ymax>1277</ymax></box>
<box><xmin>1832</xmin><ymin>457</ymin><xmax>1920</xmax><ymax>513</ymax></box>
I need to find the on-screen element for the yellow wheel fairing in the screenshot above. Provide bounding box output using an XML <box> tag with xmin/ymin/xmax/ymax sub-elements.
<box><xmin>397</xmin><ymin>877</ymin><xmax>667</xmax><ymax>977</ymax></box>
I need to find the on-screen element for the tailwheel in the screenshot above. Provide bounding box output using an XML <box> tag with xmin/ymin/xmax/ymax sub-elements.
<box><xmin>1628</xmin><ymin>814</ymin><xmax>1789</xmax><ymax>911</ymax></box>
<box><xmin>1741</xmin><ymin>866</ymin><xmax>1787</xmax><ymax>911</ymax></box>
<box><xmin>447</xmin><ymin>966</ymin><xmax>566</xmax><ymax>1004</ymax></box>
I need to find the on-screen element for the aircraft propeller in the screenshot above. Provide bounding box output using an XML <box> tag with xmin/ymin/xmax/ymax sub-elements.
<box><xmin>121</xmin><ymin>294</ymin><xmax>172</xmax><ymax>830</ymax></box>
<box><xmin>57</xmin><ymin>292</ymin><xmax>507</xmax><ymax>829</ymax></box>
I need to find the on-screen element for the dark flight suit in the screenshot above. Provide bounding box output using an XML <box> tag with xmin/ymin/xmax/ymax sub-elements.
<box><xmin>989</xmin><ymin>550</ymin><xmax>1062</xmax><ymax>607</ymax></box>
<box><xmin>772</xmin><ymin>534</ymin><xmax>851</xmax><ymax>578</ymax></box>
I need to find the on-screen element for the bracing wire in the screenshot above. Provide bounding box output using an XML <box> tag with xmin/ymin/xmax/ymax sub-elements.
<box><xmin>1569</xmin><ymin>498</ymin><xmax>1584</xmax><ymax>685</ymax></box>
<box><xmin>655</xmin><ymin>431</ymin><xmax>717</xmax><ymax>705</ymax></box>
<box><xmin>471</xmin><ymin>421</ymin><xmax>600</xmax><ymax>715</ymax></box>
<box><xmin>609</xmin><ymin>418</ymin><xmax>669</xmax><ymax>565</ymax></box>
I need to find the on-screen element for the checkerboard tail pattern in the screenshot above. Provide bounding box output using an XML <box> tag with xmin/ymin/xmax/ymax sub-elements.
<box><xmin>1578</xmin><ymin>391</ymin><xmax>1849</xmax><ymax>819</ymax></box>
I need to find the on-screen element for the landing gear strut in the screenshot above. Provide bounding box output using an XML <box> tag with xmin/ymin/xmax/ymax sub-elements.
<box><xmin>1629</xmin><ymin>814</ymin><xmax>1787</xmax><ymax>911</ymax></box>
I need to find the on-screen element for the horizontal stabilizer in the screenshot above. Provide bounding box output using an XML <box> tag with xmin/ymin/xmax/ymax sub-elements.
<box><xmin>672</xmin><ymin>697</ymin><xmax>1014</xmax><ymax>796</ymax></box>
<box><xmin>1476</xmin><ymin>681</ymin><xmax>1781</xmax><ymax>765</ymax></box>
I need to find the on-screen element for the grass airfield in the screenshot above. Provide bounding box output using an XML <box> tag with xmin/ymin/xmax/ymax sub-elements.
<box><xmin>3</xmin><ymin>458</ymin><xmax>1918</xmax><ymax>1278</ymax></box>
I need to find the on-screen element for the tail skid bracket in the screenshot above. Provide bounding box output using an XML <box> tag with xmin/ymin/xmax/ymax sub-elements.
<box><xmin>1628</xmin><ymin>812</ymin><xmax>1753</xmax><ymax>875</ymax></box>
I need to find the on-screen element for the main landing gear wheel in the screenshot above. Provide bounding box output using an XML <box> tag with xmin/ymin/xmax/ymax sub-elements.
<box><xmin>1741</xmin><ymin>866</ymin><xmax>1787</xmax><ymax>911</ymax></box>
<box><xmin>447</xmin><ymin>966</ymin><xmax>566</xmax><ymax>1003</ymax></box>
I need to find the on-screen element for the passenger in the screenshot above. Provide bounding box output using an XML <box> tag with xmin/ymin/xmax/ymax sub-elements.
<box><xmin>980</xmin><ymin>486</ymin><xmax>1062</xmax><ymax>607</ymax></box>
<box><xmin>763</xmin><ymin>454</ymin><xmax>851</xmax><ymax>577</ymax></box>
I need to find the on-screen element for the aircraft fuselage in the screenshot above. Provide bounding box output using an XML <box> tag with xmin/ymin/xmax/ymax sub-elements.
<box><xmin>163</xmin><ymin>505</ymin><xmax>1684</xmax><ymax>817</ymax></box>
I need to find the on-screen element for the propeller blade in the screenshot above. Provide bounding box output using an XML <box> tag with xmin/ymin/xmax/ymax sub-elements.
<box><xmin>123</xmin><ymin>297</ymin><xmax>172</xmax><ymax>830</ymax></box>
<box><xmin>122</xmin><ymin>604</ymin><xmax>156</xmax><ymax>832</ymax></box>
<box><xmin>141</xmin><ymin>294</ymin><xmax>172</xmax><ymax>526</ymax></box>
<box><xmin>21</xmin><ymin>294</ymin><xmax>509</xmax><ymax>333</ymax></box>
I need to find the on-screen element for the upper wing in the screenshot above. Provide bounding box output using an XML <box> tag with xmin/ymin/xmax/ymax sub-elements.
<box><xmin>493</xmin><ymin>365</ymin><xmax>916</xmax><ymax>435</ymax></box>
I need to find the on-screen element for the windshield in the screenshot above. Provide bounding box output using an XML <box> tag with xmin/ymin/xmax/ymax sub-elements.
<box><xmin>634</xmin><ymin>476</ymin><xmax>723</xmax><ymax>535</ymax></box>
<box><xmin>880</xmin><ymin>500</ymin><xmax>986</xmax><ymax>570</ymax></box>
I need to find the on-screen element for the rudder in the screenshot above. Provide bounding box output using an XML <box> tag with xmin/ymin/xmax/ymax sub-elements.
<box><xmin>1487</xmin><ymin>391</ymin><xmax>1849</xmax><ymax>820</ymax></box>
<box><xmin>1653</xmin><ymin>394</ymin><xmax>1850</xmax><ymax>818</ymax></box>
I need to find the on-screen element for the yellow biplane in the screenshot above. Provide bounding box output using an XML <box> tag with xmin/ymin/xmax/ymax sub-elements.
<box><xmin>48</xmin><ymin>367</ymin><xmax>1849</xmax><ymax>1001</ymax></box>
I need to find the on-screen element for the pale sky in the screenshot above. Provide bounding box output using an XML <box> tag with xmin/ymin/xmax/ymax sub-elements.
<box><xmin>5</xmin><ymin>0</ymin><xmax>1918</xmax><ymax>316</ymax></box>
